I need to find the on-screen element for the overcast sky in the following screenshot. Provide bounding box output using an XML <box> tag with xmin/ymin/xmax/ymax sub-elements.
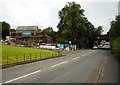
<box><xmin>0</xmin><ymin>0</ymin><xmax>120</xmax><ymax>34</ymax></box>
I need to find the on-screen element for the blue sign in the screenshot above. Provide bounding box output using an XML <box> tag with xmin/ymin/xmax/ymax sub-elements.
<box><xmin>60</xmin><ymin>44</ymin><xmax>65</xmax><ymax>49</ymax></box>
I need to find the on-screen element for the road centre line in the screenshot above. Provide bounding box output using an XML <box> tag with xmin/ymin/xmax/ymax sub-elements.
<box><xmin>87</xmin><ymin>52</ymin><xmax>90</xmax><ymax>54</ymax></box>
<box><xmin>92</xmin><ymin>50</ymin><xmax>97</xmax><ymax>52</ymax></box>
<box><xmin>3</xmin><ymin>50</ymin><xmax>96</xmax><ymax>84</ymax></box>
<box><xmin>82</xmin><ymin>54</ymin><xmax>87</xmax><ymax>56</ymax></box>
<box><xmin>4</xmin><ymin>69</ymin><xmax>42</xmax><ymax>83</ymax></box>
<box><xmin>88</xmin><ymin>51</ymin><xmax>93</xmax><ymax>54</ymax></box>
<box><xmin>4</xmin><ymin>61</ymin><xmax>68</xmax><ymax>83</ymax></box>
<box><xmin>82</xmin><ymin>54</ymin><xmax>85</xmax><ymax>56</ymax></box>
<box><xmin>82</xmin><ymin>50</ymin><xmax>95</xmax><ymax>56</ymax></box>
<box><xmin>72</xmin><ymin>57</ymin><xmax>80</xmax><ymax>60</ymax></box>
<box><xmin>50</xmin><ymin>61</ymin><xmax>68</xmax><ymax>68</ymax></box>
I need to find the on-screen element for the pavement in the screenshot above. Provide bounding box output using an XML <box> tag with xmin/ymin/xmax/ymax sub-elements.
<box><xmin>1</xmin><ymin>49</ymin><xmax>119</xmax><ymax>84</ymax></box>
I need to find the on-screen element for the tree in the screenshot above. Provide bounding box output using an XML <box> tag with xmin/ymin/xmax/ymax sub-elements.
<box><xmin>94</xmin><ymin>26</ymin><xmax>103</xmax><ymax>35</ymax></box>
<box><xmin>43</xmin><ymin>27</ymin><xmax>53</xmax><ymax>34</ymax></box>
<box><xmin>57</xmin><ymin>2</ymin><xmax>86</xmax><ymax>47</ymax></box>
<box><xmin>43</xmin><ymin>27</ymin><xmax>56</xmax><ymax>43</ymax></box>
<box><xmin>57</xmin><ymin>2</ymin><xmax>103</xmax><ymax>48</ymax></box>
<box><xmin>109</xmin><ymin>15</ymin><xmax>120</xmax><ymax>58</ymax></box>
<box><xmin>1</xmin><ymin>21</ymin><xmax>10</xmax><ymax>39</ymax></box>
<box><xmin>109</xmin><ymin>16</ymin><xmax>120</xmax><ymax>39</ymax></box>
<box><xmin>55</xmin><ymin>31</ymin><xmax>65</xmax><ymax>43</ymax></box>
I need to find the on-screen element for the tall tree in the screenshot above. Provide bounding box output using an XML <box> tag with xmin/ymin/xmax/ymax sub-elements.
<box><xmin>43</xmin><ymin>27</ymin><xmax>53</xmax><ymax>34</ymax></box>
<box><xmin>57</xmin><ymin>2</ymin><xmax>103</xmax><ymax>48</ymax></box>
<box><xmin>57</xmin><ymin>2</ymin><xmax>86</xmax><ymax>47</ymax></box>
<box><xmin>109</xmin><ymin>16</ymin><xmax>120</xmax><ymax>39</ymax></box>
<box><xmin>94</xmin><ymin>26</ymin><xmax>103</xmax><ymax>36</ymax></box>
<box><xmin>109</xmin><ymin>15</ymin><xmax>120</xmax><ymax>58</ymax></box>
<box><xmin>1</xmin><ymin>21</ymin><xmax>10</xmax><ymax>39</ymax></box>
<box><xmin>43</xmin><ymin>27</ymin><xmax>56</xmax><ymax>43</ymax></box>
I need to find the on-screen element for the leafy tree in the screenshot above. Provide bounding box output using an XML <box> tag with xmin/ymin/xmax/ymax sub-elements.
<box><xmin>84</xmin><ymin>19</ymin><xmax>95</xmax><ymax>48</ymax></box>
<box><xmin>55</xmin><ymin>31</ymin><xmax>65</xmax><ymax>43</ymax></box>
<box><xmin>57</xmin><ymin>2</ymin><xmax>103</xmax><ymax>48</ymax></box>
<box><xmin>57</xmin><ymin>2</ymin><xmax>86</xmax><ymax>47</ymax></box>
<box><xmin>109</xmin><ymin>15</ymin><xmax>120</xmax><ymax>58</ymax></box>
<box><xmin>43</xmin><ymin>27</ymin><xmax>56</xmax><ymax>43</ymax></box>
<box><xmin>43</xmin><ymin>27</ymin><xmax>53</xmax><ymax>34</ymax></box>
<box><xmin>94</xmin><ymin>26</ymin><xmax>103</xmax><ymax>36</ymax></box>
<box><xmin>109</xmin><ymin>16</ymin><xmax>120</xmax><ymax>39</ymax></box>
<box><xmin>1</xmin><ymin>21</ymin><xmax>10</xmax><ymax>39</ymax></box>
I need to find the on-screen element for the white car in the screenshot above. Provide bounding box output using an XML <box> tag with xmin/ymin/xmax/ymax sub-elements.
<box><xmin>99</xmin><ymin>42</ymin><xmax>110</xmax><ymax>49</ymax></box>
<box><xmin>102</xmin><ymin>43</ymin><xmax>110</xmax><ymax>49</ymax></box>
<box><xmin>93</xmin><ymin>46</ymin><xmax>98</xmax><ymax>49</ymax></box>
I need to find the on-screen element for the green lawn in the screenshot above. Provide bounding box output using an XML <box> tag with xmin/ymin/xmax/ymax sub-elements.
<box><xmin>1</xmin><ymin>44</ymin><xmax>61</xmax><ymax>65</ymax></box>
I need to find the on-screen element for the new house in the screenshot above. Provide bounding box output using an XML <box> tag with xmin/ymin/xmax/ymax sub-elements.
<box><xmin>10</xmin><ymin>26</ymin><xmax>49</xmax><ymax>46</ymax></box>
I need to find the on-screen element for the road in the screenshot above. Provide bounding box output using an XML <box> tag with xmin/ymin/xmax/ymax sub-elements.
<box><xmin>2</xmin><ymin>49</ymin><xmax>119</xmax><ymax>84</ymax></box>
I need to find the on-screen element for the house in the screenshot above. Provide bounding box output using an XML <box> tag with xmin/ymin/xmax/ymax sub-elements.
<box><xmin>10</xmin><ymin>26</ymin><xmax>48</xmax><ymax>46</ymax></box>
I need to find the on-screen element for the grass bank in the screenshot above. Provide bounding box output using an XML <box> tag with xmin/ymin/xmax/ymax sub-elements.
<box><xmin>2</xmin><ymin>45</ymin><xmax>61</xmax><ymax>67</ymax></box>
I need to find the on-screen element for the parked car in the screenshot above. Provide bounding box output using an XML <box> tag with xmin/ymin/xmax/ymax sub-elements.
<box><xmin>93</xmin><ymin>46</ymin><xmax>98</xmax><ymax>49</ymax></box>
<box><xmin>102</xmin><ymin>43</ymin><xmax>110</xmax><ymax>49</ymax></box>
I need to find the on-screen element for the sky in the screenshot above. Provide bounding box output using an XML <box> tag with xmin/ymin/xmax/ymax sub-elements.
<box><xmin>0</xmin><ymin>0</ymin><xmax>120</xmax><ymax>34</ymax></box>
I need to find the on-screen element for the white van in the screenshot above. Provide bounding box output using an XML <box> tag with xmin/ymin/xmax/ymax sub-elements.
<box><xmin>102</xmin><ymin>42</ymin><xmax>110</xmax><ymax>49</ymax></box>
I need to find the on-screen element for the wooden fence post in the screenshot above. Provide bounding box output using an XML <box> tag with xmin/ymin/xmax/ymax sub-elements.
<box><xmin>45</xmin><ymin>52</ymin><xmax>47</xmax><ymax>58</ymax></box>
<box><xmin>40</xmin><ymin>53</ymin><xmax>41</xmax><ymax>59</ymax></box>
<box><xmin>55</xmin><ymin>51</ymin><xmax>56</xmax><ymax>57</ymax></box>
<box><xmin>49</xmin><ymin>52</ymin><xmax>50</xmax><ymax>57</ymax></box>
<box><xmin>7</xmin><ymin>56</ymin><xmax>8</xmax><ymax>65</ymax></box>
<box><xmin>16</xmin><ymin>54</ymin><xmax>18</xmax><ymax>63</ymax></box>
<box><xmin>56</xmin><ymin>51</ymin><xmax>57</xmax><ymax>56</ymax></box>
<box><xmin>41</xmin><ymin>52</ymin><xmax>43</xmax><ymax>59</ymax></box>
<box><xmin>24</xmin><ymin>54</ymin><xmax>25</xmax><ymax>62</ymax></box>
<box><xmin>52</xmin><ymin>52</ymin><xmax>53</xmax><ymax>57</ymax></box>
<box><xmin>30</xmin><ymin>54</ymin><xmax>32</xmax><ymax>60</ymax></box>
<box><xmin>35</xmin><ymin>53</ymin><xmax>37</xmax><ymax>60</ymax></box>
<box><xmin>55</xmin><ymin>51</ymin><xmax>57</xmax><ymax>56</ymax></box>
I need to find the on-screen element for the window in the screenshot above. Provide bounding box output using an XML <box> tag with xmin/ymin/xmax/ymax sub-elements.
<box><xmin>22</xmin><ymin>32</ymin><xmax>31</xmax><ymax>37</ymax></box>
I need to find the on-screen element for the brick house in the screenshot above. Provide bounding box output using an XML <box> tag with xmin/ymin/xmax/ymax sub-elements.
<box><xmin>10</xmin><ymin>26</ymin><xmax>49</xmax><ymax>46</ymax></box>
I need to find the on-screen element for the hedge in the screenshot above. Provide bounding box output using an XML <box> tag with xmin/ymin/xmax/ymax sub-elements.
<box><xmin>111</xmin><ymin>38</ymin><xmax>120</xmax><ymax>59</ymax></box>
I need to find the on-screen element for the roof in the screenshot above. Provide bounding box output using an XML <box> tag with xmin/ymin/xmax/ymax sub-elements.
<box><xmin>16</xmin><ymin>26</ymin><xmax>38</xmax><ymax>30</ymax></box>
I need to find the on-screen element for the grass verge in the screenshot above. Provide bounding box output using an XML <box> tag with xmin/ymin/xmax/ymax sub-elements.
<box><xmin>1</xmin><ymin>44</ymin><xmax>61</xmax><ymax>68</ymax></box>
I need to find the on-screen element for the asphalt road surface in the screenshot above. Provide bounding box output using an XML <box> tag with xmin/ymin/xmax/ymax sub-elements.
<box><xmin>2</xmin><ymin>49</ymin><xmax>119</xmax><ymax>84</ymax></box>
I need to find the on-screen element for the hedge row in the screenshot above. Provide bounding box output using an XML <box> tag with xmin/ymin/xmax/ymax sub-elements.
<box><xmin>111</xmin><ymin>38</ymin><xmax>120</xmax><ymax>59</ymax></box>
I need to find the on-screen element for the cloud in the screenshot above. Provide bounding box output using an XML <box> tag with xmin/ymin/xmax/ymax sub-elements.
<box><xmin>0</xmin><ymin>0</ymin><xmax>119</xmax><ymax>33</ymax></box>
<box><xmin>80</xmin><ymin>2</ymin><xmax>118</xmax><ymax>33</ymax></box>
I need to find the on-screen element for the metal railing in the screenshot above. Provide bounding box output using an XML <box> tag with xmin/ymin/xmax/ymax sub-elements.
<box><xmin>2</xmin><ymin>51</ymin><xmax>60</xmax><ymax>68</ymax></box>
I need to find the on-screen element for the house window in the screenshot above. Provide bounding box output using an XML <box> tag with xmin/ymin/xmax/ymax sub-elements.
<box><xmin>31</xmin><ymin>33</ymin><xmax>34</xmax><ymax>36</ymax></box>
<box><xmin>22</xmin><ymin>32</ymin><xmax>31</xmax><ymax>37</ymax></box>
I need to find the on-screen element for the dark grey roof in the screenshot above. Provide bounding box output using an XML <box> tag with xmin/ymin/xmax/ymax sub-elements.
<box><xmin>16</xmin><ymin>26</ymin><xmax>38</xmax><ymax>30</ymax></box>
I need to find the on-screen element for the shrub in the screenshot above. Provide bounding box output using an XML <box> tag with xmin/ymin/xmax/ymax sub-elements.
<box><xmin>111</xmin><ymin>38</ymin><xmax>120</xmax><ymax>59</ymax></box>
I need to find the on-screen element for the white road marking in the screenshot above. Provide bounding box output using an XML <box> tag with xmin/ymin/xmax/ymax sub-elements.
<box><xmin>82</xmin><ymin>54</ymin><xmax>87</xmax><ymax>56</ymax></box>
<box><xmin>3</xmin><ymin>50</ymin><xmax>97</xmax><ymax>84</ymax></box>
<box><xmin>89</xmin><ymin>51</ymin><xmax>94</xmax><ymax>54</ymax></box>
<box><xmin>82</xmin><ymin>50</ymin><xmax>95</xmax><ymax>56</ymax></box>
<box><xmin>50</xmin><ymin>61</ymin><xmax>68</xmax><ymax>68</ymax></box>
<box><xmin>87</xmin><ymin>52</ymin><xmax>91</xmax><ymax>55</ymax></box>
<box><xmin>92</xmin><ymin>50</ymin><xmax>97</xmax><ymax>52</ymax></box>
<box><xmin>4</xmin><ymin>69</ymin><xmax>42</xmax><ymax>83</ymax></box>
<box><xmin>82</xmin><ymin>54</ymin><xmax>85</xmax><ymax>56</ymax></box>
<box><xmin>72</xmin><ymin>57</ymin><xmax>80</xmax><ymax>60</ymax></box>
